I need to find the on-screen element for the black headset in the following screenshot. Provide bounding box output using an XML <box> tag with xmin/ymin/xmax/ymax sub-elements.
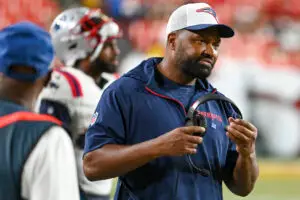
<box><xmin>185</xmin><ymin>93</ymin><xmax>243</xmax><ymax>176</ymax></box>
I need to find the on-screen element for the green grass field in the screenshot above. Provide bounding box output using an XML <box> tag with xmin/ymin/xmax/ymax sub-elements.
<box><xmin>223</xmin><ymin>159</ymin><xmax>300</xmax><ymax>200</ymax></box>
<box><xmin>223</xmin><ymin>179</ymin><xmax>300</xmax><ymax>200</ymax></box>
<box><xmin>111</xmin><ymin>159</ymin><xmax>300</xmax><ymax>200</ymax></box>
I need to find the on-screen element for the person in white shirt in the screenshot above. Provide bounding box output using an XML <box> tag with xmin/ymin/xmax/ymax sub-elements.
<box><xmin>21</xmin><ymin>126</ymin><xmax>79</xmax><ymax>200</ymax></box>
<box><xmin>0</xmin><ymin>22</ymin><xmax>79</xmax><ymax>200</ymax></box>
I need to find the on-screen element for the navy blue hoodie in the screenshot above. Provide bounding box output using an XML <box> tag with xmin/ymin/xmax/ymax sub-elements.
<box><xmin>84</xmin><ymin>57</ymin><xmax>239</xmax><ymax>200</ymax></box>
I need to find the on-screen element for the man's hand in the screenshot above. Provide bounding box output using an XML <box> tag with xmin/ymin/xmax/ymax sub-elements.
<box><xmin>83</xmin><ymin>126</ymin><xmax>205</xmax><ymax>180</ymax></box>
<box><xmin>226</xmin><ymin>117</ymin><xmax>258</xmax><ymax>157</ymax></box>
<box><xmin>154</xmin><ymin>126</ymin><xmax>205</xmax><ymax>157</ymax></box>
<box><xmin>225</xmin><ymin>117</ymin><xmax>259</xmax><ymax>196</ymax></box>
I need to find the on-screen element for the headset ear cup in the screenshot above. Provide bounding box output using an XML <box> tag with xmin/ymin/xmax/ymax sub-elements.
<box><xmin>193</xmin><ymin>114</ymin><xmax>207</xmax><ymax>137</ymax></box>
<box><xmin>185</xmin><ymin>118</ymin><xmax>193</xmax><ymax>127</ymax></box>
<box><xmin>194</xmin><ymin>113</ymin><xmax>207</xmax><ymax>128</ymax></box>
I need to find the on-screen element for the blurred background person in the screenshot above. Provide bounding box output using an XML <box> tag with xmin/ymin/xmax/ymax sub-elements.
<box><xmin>37</xmin><ymin>7</ymin><xmax>122</xmax><ymax>200</ymax></box>
<box><xmin>0</xmin><ymin>21</ymin><xmax>79</xmax><ymax>200</ymax></box>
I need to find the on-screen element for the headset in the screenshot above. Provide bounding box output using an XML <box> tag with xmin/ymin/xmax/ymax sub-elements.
<box><xmin>185</xmin><ymin>93</ymin><xmax>243</xmax><ymax>177</ymax></box>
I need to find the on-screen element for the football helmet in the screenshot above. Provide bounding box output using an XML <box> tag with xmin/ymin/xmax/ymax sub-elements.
<box><xmin>50</xmin><ymin>7</ymin><xmax>122</xmax><ymax>67</ymax></box>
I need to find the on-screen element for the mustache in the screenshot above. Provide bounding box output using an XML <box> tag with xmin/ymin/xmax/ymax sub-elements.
<box><xmin>194</xmin><ymin>54</ymin><xmax>215</xmax><ymax>64</ymax></box>
<box><xmin>196</xmin><ymin>54</ymin><xmax>214</xmax><ymax>61</ymax></box>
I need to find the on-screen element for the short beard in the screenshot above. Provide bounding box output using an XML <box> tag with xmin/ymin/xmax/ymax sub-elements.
<box><xmin>175</xmin><ymin>46</ymin><xmax>213</xmax><ymax>80</ymax></box>
<box><xmin>90</xmin><ymin>57</ymin><xmax>117</xmax><ymax>74</ymax></box>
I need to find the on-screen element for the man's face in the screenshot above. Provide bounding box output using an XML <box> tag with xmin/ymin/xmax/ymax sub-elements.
<box><xmin>174</xmin><ymin>28</ymin><xmax>221</xmax><ymax>79</ymax></box>
<box><xmin>91</xmin><ymin>39</ymin><xmax>120</xmax><ymax>73</ymax></box>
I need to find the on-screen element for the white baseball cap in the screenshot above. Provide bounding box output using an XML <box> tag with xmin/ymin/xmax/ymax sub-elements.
<box><xmin>166</xmin><ymin>3</ymin><xmax>234</xmax><ymax>38</ymax></box>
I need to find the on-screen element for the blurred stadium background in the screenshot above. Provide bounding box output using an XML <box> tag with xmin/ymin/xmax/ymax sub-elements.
<box><xmin>2</xmin><ymin>0</ymin><xmax>300</xmax><ymax>199</ymax></box>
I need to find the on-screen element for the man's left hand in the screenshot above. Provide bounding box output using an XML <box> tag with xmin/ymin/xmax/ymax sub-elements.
<box><xmin>226</xmin><ymin>117</ymin><xmax>258</xmax><ymax>157</ymax></box>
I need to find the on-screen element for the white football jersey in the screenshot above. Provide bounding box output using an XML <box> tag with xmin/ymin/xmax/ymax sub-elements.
<box><xmin>37</xmin><ymin>67</ymin><xmax>118</xmax><ymax>196</ymax></box>
<box><xmin>38</xmin><ymin>67</ymin><xmax>118</xmax><ymax>135</ymax></box>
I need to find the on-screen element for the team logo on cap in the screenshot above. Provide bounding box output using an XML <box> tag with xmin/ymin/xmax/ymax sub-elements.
<box><xmin>196</xmin><ymin>7</ymin><xmax>218</xmax><ymax>22</ymax></box>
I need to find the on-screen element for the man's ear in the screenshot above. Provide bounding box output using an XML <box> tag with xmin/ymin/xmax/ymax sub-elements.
<box><xmin>167</xmin><ymin>32</ymin><xmax>177</xmax><ymax>51</ymax></box>
<box><xmin>43</xmin><ymin>70</ymin><xmax>52</xmax><ymax>87</ymax></box>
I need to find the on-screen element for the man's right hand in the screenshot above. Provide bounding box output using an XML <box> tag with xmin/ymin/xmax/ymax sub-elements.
<box><xmin>83</xmin><ymin>126</ymin><xmax>205</xmax><ymax>180</ymax></box>
<box><xmin>154</xmin><ymin>126</ymin><xmax>205</xmax><ymax>157</ymax></box>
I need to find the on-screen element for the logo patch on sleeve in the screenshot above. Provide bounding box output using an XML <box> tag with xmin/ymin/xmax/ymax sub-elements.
<box><xmin>90</xmin><ymin>112</ymin><xmax>98</xmax><ymax>126</ymax></box>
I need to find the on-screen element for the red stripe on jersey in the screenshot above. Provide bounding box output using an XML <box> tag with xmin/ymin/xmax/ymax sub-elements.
<box><xmin>0</xmin><ymin>111</ymin><xmax>62</xmax><ymax>129</ymax></box>
<box><xmin>55</xmin><ymin>69</ymin><xmax>83</xmax><ymax>97</ymax></box>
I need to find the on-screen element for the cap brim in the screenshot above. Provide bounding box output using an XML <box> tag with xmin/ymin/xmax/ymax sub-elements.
<box><xmin>185</xmin><ymin>24</ymin><xmax>234</xmax><ymax>38</ymax></box>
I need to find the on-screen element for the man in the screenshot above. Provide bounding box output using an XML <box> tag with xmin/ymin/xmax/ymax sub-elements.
<box><xmin>37</xmin><ymin>7</ymin><xmax>122</xmax><ymax>200</ymax></box>
<box><xmin>83</xmin><ymin>2</ymin><xmax>259</xmax><ymax>200</ymax></box>
<box><xmin>0</xmin><ymin>22</ymin><xmax>79</xmax><ymax>200</ymax></box>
